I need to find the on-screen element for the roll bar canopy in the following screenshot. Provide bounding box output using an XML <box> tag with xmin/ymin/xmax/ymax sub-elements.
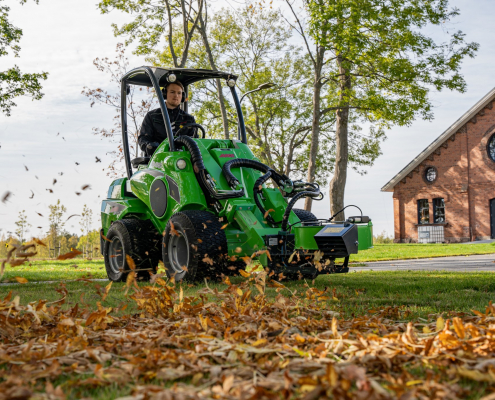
<box><xmin>120</xmin><ymin>66</ymin><xmax>247</xmax><ymax>179</ymax></box>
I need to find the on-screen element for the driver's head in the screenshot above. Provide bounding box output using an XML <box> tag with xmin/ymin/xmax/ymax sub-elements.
<box><xmin>163</xmin><ymin>82</ymin><xmax>184</xmax><ymax>109</ymax></box>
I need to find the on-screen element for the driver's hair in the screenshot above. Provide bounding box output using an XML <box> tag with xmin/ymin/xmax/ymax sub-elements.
<box><xmin>162</xmin><ymin>81</ymin><xmax>184</xmax><ymax>96</ymax></box>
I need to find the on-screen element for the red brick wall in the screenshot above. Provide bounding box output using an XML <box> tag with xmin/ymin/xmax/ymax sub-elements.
<box><xmin>392</xmin><ymin>100</ymin><xmax>495</xmax><ymax>242</ymax></box>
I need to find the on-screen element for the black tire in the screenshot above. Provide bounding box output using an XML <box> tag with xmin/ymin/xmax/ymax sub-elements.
<box><xmin>223</xmin><ymin>258</ymin><xmax>247</xmax><ymax>276</ymax></box>
<box><xmin>163</xmin><ymin>210</ymin><xmax>227</xmax><ymax>282</ymax></box>
<box><xmin>104</xmin><ymin>219</ymin><xmax>161</xmax><ymax>282</ymax></box>
<box><xmin>293</xmin><ymin>208</ymin><xmax>318</xmax><ymax>225</ymax></box>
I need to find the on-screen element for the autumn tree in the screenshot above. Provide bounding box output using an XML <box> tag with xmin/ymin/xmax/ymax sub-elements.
<box><xmin>14</xmin><ymin>210</ymin><xmax>31</xmax><ymax>243</ymax></box>
<box><xmin>77</xmin><ymin>230</ymin><xmax>100</xmax><ymax>259</ymax></box>
<box><xmin>0</xmin><ymin>0</ymin><xmax>48</xmax><ymax>116</ymax></box>
<box><xmin>303</xmin><ymin>0</ymin><xmax>478</xmax><ymax>218</ymax></box>
<box><xmin>79</xmin><ymin>204</ymin><xmax>92</xmax><ymax>257</ymax></box>
<box><xmin>47</xmin><ymin>200</ymin><xmax>66</xmax><ymax>258</ymax></box>
<box><xmin>82</xmin><ymin>44</ymin><xmax>157</xmax><ymax>177</ymax></box>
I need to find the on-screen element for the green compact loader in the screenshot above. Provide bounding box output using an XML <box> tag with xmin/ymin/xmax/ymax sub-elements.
<box><xmin>101</xmin><ymin>67</ymin><xmax>373</xmax><ymax>282</ymax></box>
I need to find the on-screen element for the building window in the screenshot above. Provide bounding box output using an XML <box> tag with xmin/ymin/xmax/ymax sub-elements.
<box><xmin>424</xmin><ymin>166</ymin><xmax>437</xmax><ymax>183</ymax></box>
<box><xmin>488</xmin><ymin>134</ymin><xmax>495</xmax><ymax>162</ymax></box>
<box><xmin>418</xmin><ymin>199</ymin><xmax>429</xmax><ymax>224</ymax></box>
<box><xmin>433</xmin><ymin>198</ymin><xmax>445</xmax><ymax>223</ymax></box>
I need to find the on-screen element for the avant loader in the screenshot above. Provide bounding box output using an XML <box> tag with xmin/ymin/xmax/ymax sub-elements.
<box><xmin>100</xmin><ymin>67</ymin><xmax>372</xmax><ymax>282</ymax></box>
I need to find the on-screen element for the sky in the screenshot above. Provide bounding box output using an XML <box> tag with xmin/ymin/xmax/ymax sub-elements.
<box><xmin>1</xmin><ymin>0</ymin><xmax>494</xmax><ymax>239</ymax></box>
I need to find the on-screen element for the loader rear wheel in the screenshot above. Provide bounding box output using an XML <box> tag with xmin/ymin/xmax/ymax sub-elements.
<box><xmin>293</xmin><ymin>208</ymin><xmax>318</xmax><ymax>225</ymax></box>
<box><xmin>163</xmin><ymin>210</ymin><xmax>227</xmax><ymax>282</ymax></box>
<box><xmin>104</xmin><ymin>219</ymin><xmax>160</xmax><ymax>282</ymax></box>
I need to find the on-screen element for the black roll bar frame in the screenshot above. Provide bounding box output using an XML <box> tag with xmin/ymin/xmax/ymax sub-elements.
<box><xmin>120</xmin><ymin>66</ymin><xmax>247</xmax><ymax>179</ymax></box>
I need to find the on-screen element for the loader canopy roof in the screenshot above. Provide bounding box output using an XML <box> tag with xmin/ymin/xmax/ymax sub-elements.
<box><xmin>123</xmin><ymin>67</ymin><xmax>237</xmax><ymax>88</ymax></box>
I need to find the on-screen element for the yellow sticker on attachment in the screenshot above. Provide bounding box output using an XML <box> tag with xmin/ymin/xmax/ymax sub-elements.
<box><xmin>323</xmin><ymin>227</ymin><xmax>344</xmax><ymax>234</ymax></box>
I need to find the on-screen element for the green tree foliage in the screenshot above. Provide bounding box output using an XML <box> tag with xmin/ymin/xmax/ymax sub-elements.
<box><xmin>152</xmin><ymin>7</ymin><xmax>384</xmax><ymax>185</ymax></box>
<box><xmin>304</xmin><ymin>0</ymin><xmax>478</xmax><ymax>217</ymax></box>
<box><xmin>14</xmin><ymin>210</ymin><xmax>31</xmax><ymax>243</ymax></box>
<box><xmin>98</xmin><ymin>0</ymin><xmax>203</xmax><ymax>68</ymax></box>
<box><xmin>0</xmin><ymin>0</ymin><xmax>48</xmax><ymax>116</ymax></box>
<box><xmin>98</xmin><ymin>1</ymin><xmax>385</xmax><ymax>187</ymax></box>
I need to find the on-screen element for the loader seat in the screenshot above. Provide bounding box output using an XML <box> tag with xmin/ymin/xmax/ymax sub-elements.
<box><xmin>131</xmin><ymin>157</ymin><xmax>150</xmax><ymax>168</ymax></box>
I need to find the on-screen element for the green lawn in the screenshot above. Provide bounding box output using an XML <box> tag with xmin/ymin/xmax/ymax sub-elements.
<box><xmin>2</xmin><ymin>242</ymin><xmax>494</xmax><ymax>283</ymax></box>
<box><xmin>352</xmin><ymin>242</ymin><xmax>495</xmax><ymax>262</ymax></box>
<box><xmin>1</xmin><ymin>242</ymin><xmax>494</xmax><ymax>320</ymax></box>
<box><xmin>0</xmin><ymin>259</ymin><xmax>107</xmax><ymax>282</ymax></box>
<box><xmin>2</xmin><ymin>268</ymin><xmax>495</xmax><ymax>320</ymax></box>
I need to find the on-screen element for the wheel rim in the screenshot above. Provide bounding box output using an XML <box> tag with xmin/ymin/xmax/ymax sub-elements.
<box><xmin>168</xmin><ymin>230</ymin><xmax>189</xmax><ymax>274</ymax></box>
<box><xmin>109</xmin><ymin>237</ymin><xmax>124</xmax><ymax>274</ymax></box>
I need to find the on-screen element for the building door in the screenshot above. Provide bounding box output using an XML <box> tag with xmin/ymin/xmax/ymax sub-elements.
<box><xmin>491</xmin><ymin>199</ymin><xmax>495</xmax><ymax>239</ymax></box>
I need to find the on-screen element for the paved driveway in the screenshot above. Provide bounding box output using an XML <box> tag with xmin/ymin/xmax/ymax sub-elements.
<box><xmin>352</xmin><ymin>254</ymin><xmax>495</xmax><ymax>272</ymax></box>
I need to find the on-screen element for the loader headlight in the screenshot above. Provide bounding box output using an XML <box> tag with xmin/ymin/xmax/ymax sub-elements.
<box><xmin>227</xmin><ymin>79</ymin><xmax>236</xmax><ymax>87</ymax></box>
<box><xmin>167</xmin><ymin>73</ymin><xmax>177</xmax><ymax>83</ymax></box>
<box><xmin>176</xmin><ymin>159</ymin><xmax>187</xmax><ymax>170</ymax></box>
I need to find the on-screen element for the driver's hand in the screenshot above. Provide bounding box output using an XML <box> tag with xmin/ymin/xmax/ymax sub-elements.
<box><xmin>146</xmin><ymin>141</ymin><xmax>160</xmax><ymax>156</ymax></box>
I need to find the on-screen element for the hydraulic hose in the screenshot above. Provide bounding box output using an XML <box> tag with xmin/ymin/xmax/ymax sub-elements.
<box><xmin>281</xmin><ymin>190</ymin><xmax>323</xmax><ymax>231</ymax></box>
<box><xmin>174</xmin><ymin>136</ymin><xmax>205</xmax><ymax>172</ymax></box>
<box><xmin>223</xmin><ymin>159</ymin><xmax>284</xmax><ymax>188</ymax></box>
<box><xmin>253</xmin><ymin>171</ymin><xmax>275</xmax><ymax>223</ymax></box>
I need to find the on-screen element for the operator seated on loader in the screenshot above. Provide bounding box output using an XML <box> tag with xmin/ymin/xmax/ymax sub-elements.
<box><xmin>138</xmin><ymin>81</ymin><xmax>196</xmax><ymax>156</ymax></box>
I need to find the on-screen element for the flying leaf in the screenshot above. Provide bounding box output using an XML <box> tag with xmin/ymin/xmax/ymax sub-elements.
<box><xmin>2</xmin><ymin>191</ymin><xmax>11</xmax><ymax>203</ymax></box>
<box><xmin>57</xmin><ymin>249</ymin><xmax>83</xmax><ymax>260</ymax></box>
<box><xmin>264</xmin><ymin>209</ymin><xmax>275</xmax><ymax>218</ymax></box>
<box><xmin>32</xmin><ymin>238</ymin><xmax>47</xmax><ymax>246</ymax></box>
<box><xmin>239</xmin><ymin>269</ymin><xmax>250</xmax><ymax>278</ymax></box>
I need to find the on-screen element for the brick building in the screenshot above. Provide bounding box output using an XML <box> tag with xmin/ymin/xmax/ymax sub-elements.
<box><xmin>382</xmin><ymin>89</ymin><xmax>495</xmax><ymax>243</ymax></box>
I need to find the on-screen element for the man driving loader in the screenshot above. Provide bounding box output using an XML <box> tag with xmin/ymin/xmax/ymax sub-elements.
<box><xmin>138</xmin><ymin>81</ymin><xmax>196</xmax><ymax>156</ymax></box>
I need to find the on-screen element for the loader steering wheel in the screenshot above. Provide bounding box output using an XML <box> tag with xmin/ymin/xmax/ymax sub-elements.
<box><xmin>175</xmin><ymin>123</ymin><xmax>206</xmax><ymax>139</ymax></box>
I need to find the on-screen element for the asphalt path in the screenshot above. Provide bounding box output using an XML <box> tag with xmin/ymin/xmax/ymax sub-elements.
<box><xmin>352</xmin><ymin>254</ymin><xmax>495</xmax><ymax>272</ymax></box>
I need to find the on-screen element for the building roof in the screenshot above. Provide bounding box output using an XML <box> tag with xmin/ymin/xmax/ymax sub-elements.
<box><xmin>381</xmin><ymin>87</ymin><xmax>495</xmax><ymax>192</ymax></box>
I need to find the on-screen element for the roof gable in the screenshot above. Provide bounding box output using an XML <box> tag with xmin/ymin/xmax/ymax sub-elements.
<box><xmin>381</xmin><ymin>87</ymin><xmax>495</xmax><ymax>192</ymax></box>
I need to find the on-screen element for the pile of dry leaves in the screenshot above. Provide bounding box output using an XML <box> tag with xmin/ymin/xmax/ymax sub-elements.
<box><xmin>1</xmin><ymin>267</ymin><xmax>495</xmax><ymax>400</ymax></box>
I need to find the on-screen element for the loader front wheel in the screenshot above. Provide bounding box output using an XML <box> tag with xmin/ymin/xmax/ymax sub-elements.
<box><xmin>104</xmin><ymin>219</ymin><xmax>160</xmax><ymax>282</ymax></box>
<box><xmin>163</xmin><ymin>211</ymin><xmax>227</xmax><ymax>282</ymax></box>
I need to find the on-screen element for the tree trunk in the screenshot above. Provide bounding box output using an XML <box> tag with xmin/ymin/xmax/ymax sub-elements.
<box><xmin>304</xmin><ymin>47</ymin><xmax>325</xmax><ymax>211</ymax></box>
<box><xmin>215</xmin><ymin>79</ymin><xmax>229</xmax><ymax>139</ymax></box>
<box><xmin>329</xmin><ymin>57</ymin><xmax>351</xmax><ymax>221</ymax></box>
<box><xmin>198</xmin><ymin>13</ymin><xmax>230</xmax><ymax>139</ymax></box>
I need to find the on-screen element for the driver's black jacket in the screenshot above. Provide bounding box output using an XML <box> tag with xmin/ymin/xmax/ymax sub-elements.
<box><xmin>138</xmin><ymin>106</ymin><xmax>196</xmax><ymax>153</ymax></box>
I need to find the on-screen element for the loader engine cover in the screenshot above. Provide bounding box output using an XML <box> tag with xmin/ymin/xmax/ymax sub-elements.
<box><xmin>314</xmin><ymin>224</ymin><xmax>359</xmax><ymax>257</ymax></box>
